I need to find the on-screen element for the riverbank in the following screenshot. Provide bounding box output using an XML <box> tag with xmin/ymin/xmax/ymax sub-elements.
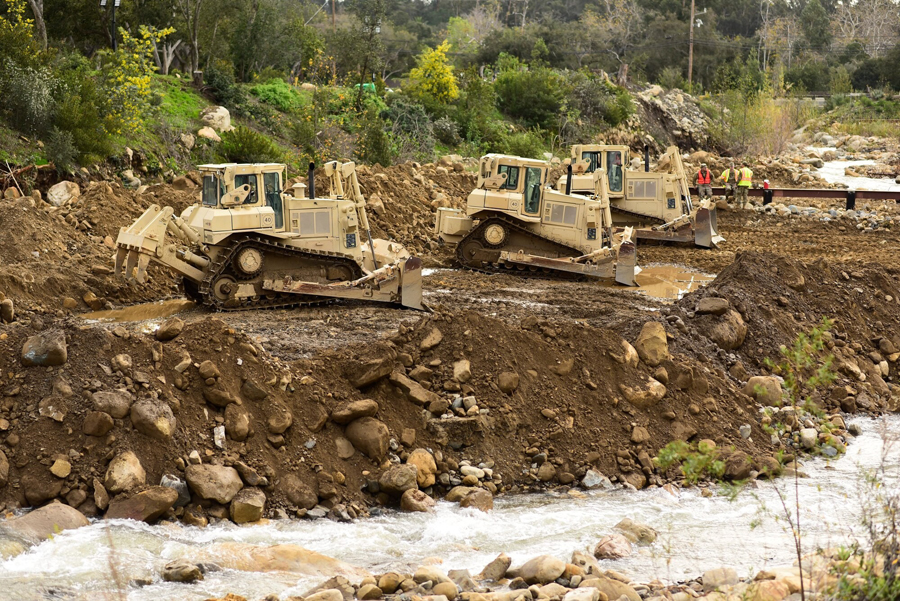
<box><xmin>0</xmin><ymin>414</ymin><xmax>895</xmax><ymax>600</ymax></box>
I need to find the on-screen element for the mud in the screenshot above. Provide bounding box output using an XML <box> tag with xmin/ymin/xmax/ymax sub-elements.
<box><xmin>1</xmin><ymin>159</ymin><xmax>900</xmax><ymax>528</ymax></box>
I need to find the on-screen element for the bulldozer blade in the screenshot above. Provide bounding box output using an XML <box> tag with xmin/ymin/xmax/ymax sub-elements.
<box><xmin>400</xmin><ymin>256</ymin><xmax>429</xmax><ymax>311</ymax></box>
<box><xmin>693</xmin><ymin>207</ymin><xmax>724</xmax><ymax>249</ymax></box>
<box><xmin>262</xmin><ymin>258</ymin><xmax>430</xmax><ymax>311</ymax></box>
<box><xmin>615</xmin><ymin>240</ymin><xmax>639</xmax><ymax>286</ymax></box>
<box><xmin>498</xmin><ymin>251</ymin><xmax>616</xmax><ymax>279</ymax></box>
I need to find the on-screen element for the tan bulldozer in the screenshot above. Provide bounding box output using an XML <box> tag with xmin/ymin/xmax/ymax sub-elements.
<box><xmin>115</xmin><ymin>161</ymin><xmax>427</xmax><ymax>310</ymax></box>
<box><xmin>434</xmin><ymin>154</ymin><xmax>638</xmax><ymax>286</ymax></box>
<box><xmin>555</xmin><ymin>144</ymin><xmax>723</xmax><ymax>248</ymax></box>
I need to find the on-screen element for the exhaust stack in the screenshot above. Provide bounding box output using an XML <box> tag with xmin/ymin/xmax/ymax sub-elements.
<box><xmin>308</xmin><ymin>162</ymin><xmax>316</xmax><ymax>199</ymax></box>
<box><xmin>565</xmin><ymin>164</ymin><xmax>573</xmax><ymax>195</ymax></box>
<box><xmin>644</xmin><ymin>145</ymin><xmax>650</xmax><ymax>172</ymax></box>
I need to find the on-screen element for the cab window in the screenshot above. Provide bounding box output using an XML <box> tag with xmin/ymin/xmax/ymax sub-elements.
<box><xmin>263</xmin><ymin>172</ymin><xmax>283</xmax><ymax>229</ymax></box>
<box><xmin>498</xmin><ymin>165</ymin><xmax>520</xmax><ymax>190</ymax></box>
<box><xmin>233</xmin><ymin>174</ymin><xmax>259</xmax><ymax>204</ymax></box>
<box><xmin>523</xmin><ymin>167</ymin><xmax>542</xmax><ymax>214</ymax></box>
<box><xmin>607</xmin><ymin>151</ymin><xmax>623</xmax><ymax>193</ymax></box>
<box><xmin>581</xmin><ymin>151</ymin><xmax>600</xmax><ymax>173</ymax></box>
<box><xmin>202</xmin><ymin>175</ymin><xmax>224</xmax><ymax>206</ymax></box>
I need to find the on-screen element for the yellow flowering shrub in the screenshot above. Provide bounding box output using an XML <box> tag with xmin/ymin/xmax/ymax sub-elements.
<box><xmin>101</xmin><ymin>25</ymin><xmax>173</xmax><ymax>133</ymax></box>
<box><xmin>0</xmin><ymin>0</ymin><xmax>40</xmax><ymax>63</ymax></box>
<box><xmin>406</xmin><ymin>41</ymin><xmax>459</xmax><ymax>105</ymax></box>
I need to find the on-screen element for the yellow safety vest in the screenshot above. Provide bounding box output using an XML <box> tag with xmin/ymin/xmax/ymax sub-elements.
<box><xmin>738</xmin><ymin>167</ymin><xmax>753</xmax><ymax>187</ymax></box>
<box><xmin>720</xmin><ymin>169</ymin><xmax>735</xmax><ymax>183</ymax></box>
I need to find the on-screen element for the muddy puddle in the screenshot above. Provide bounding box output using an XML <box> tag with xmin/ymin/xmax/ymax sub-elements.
<box><xmin>81</xmin><ymin>299</ymin><xmax>196</xmax><ymax>323</ymax></box>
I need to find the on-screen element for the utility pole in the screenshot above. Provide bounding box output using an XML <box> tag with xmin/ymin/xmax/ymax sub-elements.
<box><xmin>687</xmin><ymin>0</ymin><xmax>695</xmax><ymax>90</ymax></box>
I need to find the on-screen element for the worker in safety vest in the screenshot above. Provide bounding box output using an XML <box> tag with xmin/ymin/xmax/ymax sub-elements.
<box><xmin>719</xmin><ymin>162</ymin><xmax>737</xmax><ymax>202</ymax></box>
<box><xmin>736</xmin><ymin>161</ymin><xmax>753</xmax><ymax>209</ymax></box>
<box><xmin>693</xmin><ymin>163</ymin><xmax>713</xmax><ymax>201</ymax></box>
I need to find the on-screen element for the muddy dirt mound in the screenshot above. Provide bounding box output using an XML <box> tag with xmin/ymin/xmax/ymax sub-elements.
<box><xmin>0</xmin><ymin>195</ymin><xmax>178</xmax><ymax>312</ymax></box>
<box><xmin>673</xmin><ymin>251</ymin><xmax>900</xmax><ymax>412</ymax></box>
<box><xmin>70</xmin><ymin>181</ymin><xmax>197</xmax><ymax>240</ymax></box>
<box><xmin>0</xmin><ymin>299</ymin><xmax>805</xmax><ymax>524</ymax></box>
<box><xmin>357</xmin><ymin>162</ymin><xmax>475</xmax><ymax>258</ymax></box>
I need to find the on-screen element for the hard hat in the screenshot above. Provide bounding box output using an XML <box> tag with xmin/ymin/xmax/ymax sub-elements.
<box><xmin>701</xmin><ymin>163</ymin><xmax>707</xmax><ymax>167</ymax></box>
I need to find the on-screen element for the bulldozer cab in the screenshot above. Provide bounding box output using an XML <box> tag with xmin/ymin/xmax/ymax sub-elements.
<box><xmin>571</xmin><ymin>145</ymin><xmax>629</xmax><ymax>197</ymax></box>
<box><xmin>472</xmin><ymin>155</ymin><xmax>548</xmax><ymax>220</ymax></box>
<box><xmin>199</xmin><ymin>164</ymin><xmax>286</xmax><ymax>230</ymax></box>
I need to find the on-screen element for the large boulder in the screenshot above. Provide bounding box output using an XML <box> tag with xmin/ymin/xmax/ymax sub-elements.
<box><xmin>400</xmin><ymin>489</ymin><xmax>435</xmax><ymax>512</ymax></box>
<box><xmin>702</xmin><ymin>567</ymin><xmax>739</xmax><ymax>591</ymax></box>
<box><xmin>634</xmin><ymin>322</ymin><xmax>668</xmax><ymax>367</ymax></box>
<box><xmin>92</xmin><ymin>390</ymin><xmax>133</xmax><ymax>419</ymax></box>
<box><xmin>695</xmin><ymin>297</ymin><xmax>730</xmax><ymax>316</ymax></box>
<box><xmin>406</xmin><ymin>449</ymin><xmax>437</xmax><ymax>488</ymax></box>
<box><xmin>155</xmin><ymin>318</ymin><xmax>184</xmax><ymax>341</ymax></box>
<box><xmin>699</xmin><ymin>309</ymin><xmax>748</xmax><ymax>350</ymax></box>
<box><xmin>498</xmin><ymin>371</ymin><xmax>519</xmax><ymax>394</ymax></box>
<box><xmin>0</xmin><ymin>503</ymin><xmax>88</xmax><ymax>543</ymax></box>
<box><xmin>83</xmin><ymin>411</ymin><xmax>114</xmax><ymax>437</ymax></box>
<box><xmin>200</xmin><ymin>106</ymin><xmax>233</xmax><ymax>132</ymax></box>
<box><xmin>580</xmin><ymin>576</ymin><xmax>641</xmax><ymax>601</ymax></box>
<box><xmin>614</xmin><ymin>518</ymin><xmax>657</xmax><ymax>544</ymax></box>
<box><xmin>104</xmin><ymin>451</ymin><xmax>146</xmax><ymax>494</ymax></box>
<box><xmin>459</xmin><ymin>489</ymin><xmax>493</xmax><ymax>512</ymax></box>
<box><xmin>105</xmin><ymin>486</ymin><xmax>178</xmax><ymax>523</ymax></box>
<box><xmin>225</xmin><ymin>404</ymin><xmax>251</xmax><ymax>442</ymax></box>
<box><xmin>379</xmin><ymin>464</ymin><xmax>418</xmax><ymax>496</ymax></box>
<box><xmin>744</xmin><ymin>376</ymin><xmax>783</xmax><ymax>406</ymax></box>
<box><xmin>21</xmin><ymin>330</ymin><xmax>67</xmax><ymax>367</ymax></box>
<box><xmin>519</xmin><ymin>555</ymin><xmax>566</xmax><ymax>584</ymax></box>
<box><xmin>0</xmin><ymin>450</ymin><xmax>8</xmax><ymax>488</ymax></box>
<box><xmin>46</xmin><ymin>181</ymin><xmax>81</xmax><ymax>207</ymax></box>
<box><xmin>618</xmin><ymin>377</ymin><xmax>666</xmax><ymax>408</ymax></box>
<box><xmin>130</xmin><ymin>398</ymin><xmax>176</xmax><ymax>440</ymax></box>
<box><xmin>593</xmin><ymin>533</ymin><xmax>632</xmax><ymax>559</ymax></box>
<box><xmin>331</xmin><ymin>399</ymin><xmax>379</xmax><ymax>425</ymax></box>
<box><xmin>162</xmin><ymin>558</ymin><xmax>203</xmax><ymax>583</ymax></box>
<box><xmin>230</xmin><ymin>487</ymin><xmax>266</xmax><ymax>524</ymax></box>
<box><xmin>185</xmin><ymin>464</ymin><xmax>243</xmax><ymax>504</ymax></box>
<box><xmin>345</xmin><ymin>417</ymin><xmax>390</xmax><ymax>460</ymax></box>
<box><xmin>282</xmin><ymin>474</ymin><xmax>318</xmax><ymax>510</ymax></box>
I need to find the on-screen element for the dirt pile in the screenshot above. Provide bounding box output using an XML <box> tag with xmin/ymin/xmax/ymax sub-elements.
<box><xmin>672</xmin><ymin>251</ymin><xmax>900</xmax><ymax>414</ymax></box>
<box><xmin>0</xmin><ymin>181</ymin><xmax>198</xmax><ymax>312</ymax></box>
<box><xmin>356</xmin><ymin>161</ymin><xmax>475</xmax><ymax>258</ymax></box>
<box><xmin>4</xmin><ymin>250</ymin><xmax>890</xmax><ymax>528</ymax></box>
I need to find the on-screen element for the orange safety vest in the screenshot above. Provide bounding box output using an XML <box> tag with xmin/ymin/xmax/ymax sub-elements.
<box><xmin>697</xmin><ymin>169</ymin><xmax>711</xmax><ymax>185</ymax></box>
<box><xmin>738</xmin><ymin>167</ymin><xmax>753</xmax><ymax>186</ymax></box>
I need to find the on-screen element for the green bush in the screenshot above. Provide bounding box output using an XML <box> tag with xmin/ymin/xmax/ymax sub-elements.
<box><xmin>433</xmin><ymin>116</ymin><xmax>462</xmax><ymax>146</ymax></box>
<box><xmin>355</xmin><ymin>109</ymin><xmax>392</xmax><ymax>167</ymax></box>
<box><xmin>497</xmin><ymin>129</ymin><xmax>546</xmax><ymax>159</ymax></box>
<box><xmin>494</xmin><ymin>64</ymin><xmax>567</xmax><ymax>129</ymax></box>
<box><xmin>1</xmin><ymin>60</ymin><xmax>56</xmax><ymax>135</ymax></box>
<box><xmin>45</xmin><ymin>127</ymin><xmax>76</xmax><ymax>173</ymax></box>
<box><xmin>454</xmin><ymin>68</ymin><xmax>497</xmax><ymax>142</ymax></box>
<box><xmin>220</xmin><ymin>126</ymin><xmax>284</xmax><ymax>163</ymax></box>
<box><xmin>204</xmin><ymin>63</ymin><xmax>248</xmax><ymax>110</ymax></box>
<box><xmin>384</xmin><ymin>96</ymin><xmax>435</xmax><ymax>161</ymax></box>
<box><xmin>52</xmin><ymin>57</ymin><xmax>116</xmax><ymax>163</ymax></box>
<box><xmin>250</xmin><ymin>78</ymin><xmax>304</xmax><ymax>112</ymax></box>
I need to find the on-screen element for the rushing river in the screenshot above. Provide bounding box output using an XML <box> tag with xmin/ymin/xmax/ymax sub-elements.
<box><xmin>1</xmin><ymin>415</ymin><xmax>899</xmax><ymax>601</ymax></box>
<box><xmin>808</xmin><ymin>147</ymin><xmax>899</xmax><ymax>192</ymax></box>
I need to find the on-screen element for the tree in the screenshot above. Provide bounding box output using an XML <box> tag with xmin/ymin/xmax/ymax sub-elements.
<box><xmin>24</xmin><ymin>0</ymin><xmax>44</xmax><ymax>49</ymax></box>
<box><xmin>407</xmin><ymin>41</ymin><xmax>459</xmax><ymax>105</ymax></box>
<box><xmin>347</xmin><ymin>0</ymin><xmax>386</xmax><ymax>109</ymax></box>
<box><xmin>175</xmin><ymin>0</ymin><xmax>203</xmax><ymax>77</ymax></box>
<box><xmin>800</xmin><ymin>0</ymin><xmax>830</xmax><ymax>49</ymax></box>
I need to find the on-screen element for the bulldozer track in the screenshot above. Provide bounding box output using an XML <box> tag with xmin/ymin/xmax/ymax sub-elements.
<box><xmin>456</xmin><ymin>216</ymin><xmax>592</xmax><ymax>281</ymax></box>
<box><xmin>198</xmin><ymin>236</ymin><xmax>364</xmax><ymax>311</ymax></box>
